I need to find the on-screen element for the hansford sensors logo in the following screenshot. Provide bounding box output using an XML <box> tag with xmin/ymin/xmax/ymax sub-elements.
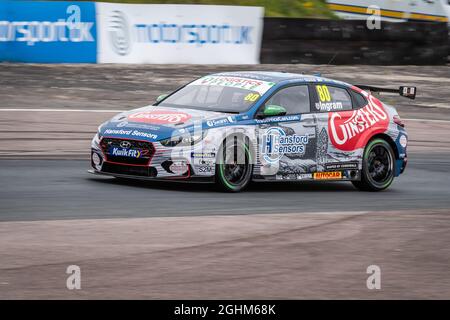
<box><xmin>108</xmin><ymin>10</ymin><xmax>131</xmax><ymax>56</ymax></box>
<box><xmin>261</xmin><ymin>127</ymin><xmax>309</xmax><ymax>164</ymax></box>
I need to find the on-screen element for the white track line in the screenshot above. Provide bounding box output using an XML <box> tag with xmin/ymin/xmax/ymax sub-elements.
<box><xmin>403</xmin><ymin>118</ymin><xmax>450</xmax><ymax>123</ymax></box>
<box><xmin>1</xmin><ymin>109</ymin><xmax>450</xmax><ymax>123</ymax></box>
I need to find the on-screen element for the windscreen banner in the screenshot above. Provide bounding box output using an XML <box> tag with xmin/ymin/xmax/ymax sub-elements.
<box><xmin>0</xmin><ymin>1</ymin><xmax>264</xmax><ymax>64</ymax></box>
<box><xmin>0</xmin><ymin>0</ymin><xmax>97</xmax><ymax>63</ymax></box>
<box><xmin>96</xmin><ymin>3</ymin><xmax>264</xmax><ymax>64</ymax></box>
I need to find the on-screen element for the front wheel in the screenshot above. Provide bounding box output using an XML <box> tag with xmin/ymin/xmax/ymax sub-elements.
<box><xmin>352</xmin><ymin>138</ymin><xmax>395</xmax><ymax>192</ymax></box>
<box><xmin>215</xmin><ymin>136</ymin><xmax>253</xmax><ymax>192</ymax></box>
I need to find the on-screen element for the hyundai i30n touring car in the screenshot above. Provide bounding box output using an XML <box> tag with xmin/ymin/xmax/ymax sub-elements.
<box><xmin>89</xmin><ymin>72</ymin><xmax>413</xmax><ymax>192</ymax></box>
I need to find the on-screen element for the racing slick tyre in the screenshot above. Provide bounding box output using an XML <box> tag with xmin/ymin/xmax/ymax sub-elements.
<box><xmin>352</xmin><ymin>138</ymin><xmax>395</xmax><ymax>192</ymax></box>
<box><xmin>215</xmin><ymin>136</ymin><xmax>253</xmax><ymax>192</ymax></box>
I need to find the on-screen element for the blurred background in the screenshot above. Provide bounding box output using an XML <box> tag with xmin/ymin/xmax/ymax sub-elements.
<box><xmin>1</xmin><ymin>0</ymin><xmax>450</xmax><ymax>300</ymax></box>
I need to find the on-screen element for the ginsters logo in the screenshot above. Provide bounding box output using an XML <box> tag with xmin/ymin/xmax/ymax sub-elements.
<box><xmin>128</xmin><ymin>110</ymin><xmax>191</xmax><ymax>125</ymax></box>
<box><xmin>108</xmin><ymin>10</ymin><xmax>131</xmax><ymax>56</ymax></box>
<box><xmin>261</xmin><ymin>127</ymin><xmax>309</xmax><ymax>164</ymax></box>
<box><xmin>328</xmin><ymin>95</ymin><xmax>389</xmax><ymax>151</ymax></box>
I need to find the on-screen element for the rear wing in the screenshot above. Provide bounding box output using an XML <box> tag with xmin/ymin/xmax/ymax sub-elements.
<box><xmin>355</xmin><ymin>85</ymin><xmax>417</xmax><ymax>100</ymax></box>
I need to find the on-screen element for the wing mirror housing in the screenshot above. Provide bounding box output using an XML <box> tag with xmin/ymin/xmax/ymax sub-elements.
<box><xmin>260</xmin><ymin>104</ymin><xmax>287</xmax><ymax>118</ymax></box>
<box><xmin>156</xmin><ymin>93</ymin><xmax>169</xmax><ymax>103</ymax></box>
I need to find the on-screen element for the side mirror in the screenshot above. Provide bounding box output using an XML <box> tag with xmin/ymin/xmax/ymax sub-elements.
<box><xmin>156</xmin><ymin>93</ymin><xmax>169</xmax><ymax>103</ymax></box>
<box><xmin>262</xmin><ymin>104</ymin><xmax>287</xmax><ymax>117</ymax></box>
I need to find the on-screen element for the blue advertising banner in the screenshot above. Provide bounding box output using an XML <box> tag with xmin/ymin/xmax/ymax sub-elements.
<box><xmin>0</xmin><ymin>0</ymin><xmax>97</xmax><ymax>62</ymax></box>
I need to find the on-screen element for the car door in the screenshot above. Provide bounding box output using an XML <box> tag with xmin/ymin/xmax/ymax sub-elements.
<box><xmin>310</xmin><ymin>83</ymin><xmax>360</xmax><ymax>173</ymax></box>
<box><xmin>255</xmin><ymin>84</ymin><xmax>318</xmax><ymax>180</ymax></box>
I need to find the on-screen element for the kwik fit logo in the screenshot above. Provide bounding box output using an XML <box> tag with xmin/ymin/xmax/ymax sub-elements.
<box><xmin>111</xmin><ymin>147</ymin><xmax>141</xmax><ymax>158</ymax></box>
<box><xmin>261</xmin><ymin>127</ymin><xmax>309</xmax><ymax>163</ymax></box>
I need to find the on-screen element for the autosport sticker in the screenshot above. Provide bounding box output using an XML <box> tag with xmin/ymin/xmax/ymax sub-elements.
<box><xmin>328</xmin><ymin>95</ymin><xmax>389</xmax><ymax>151</ymax></box>
<box><xmin>313</xmin><ymin>171</ymin><xmax>343</xmax><ymax>180</ymax></box>
<box><xmin>261</xmin><ymin>127</ymin><xmax>309</xmax><ymax>164</ymax></box>
<box><xmin>128</xmin><ymin>110</ymin><xmax>192</xmax><ymax>125</ymax></box>
<box><xmin>190</xmin><ymin>76</ymin><xmax>275</xmax><ymax>95</ymax></box>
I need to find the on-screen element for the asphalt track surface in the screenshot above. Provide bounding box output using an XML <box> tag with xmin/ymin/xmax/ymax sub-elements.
<box><xmin>0</xmin><ymin>153</ymin><xmax>449</xmax><ymax>222</ymax></box>
<box><xmin>1</xmin><ymin>64</ymin><xmax>450</xmax><ymax>299</ymax></box>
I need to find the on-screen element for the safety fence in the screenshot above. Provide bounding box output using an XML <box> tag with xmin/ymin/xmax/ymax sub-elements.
<box><xmin>262</xmin><ymin>18</ymin><xmax>449</xmax><ymax>65</ymax></box>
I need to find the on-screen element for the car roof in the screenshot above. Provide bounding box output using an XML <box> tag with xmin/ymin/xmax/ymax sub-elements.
<box><xmin>212</xmin><ymin>71</ymin><xmax>351</xmax><ymax>87</ymax></box>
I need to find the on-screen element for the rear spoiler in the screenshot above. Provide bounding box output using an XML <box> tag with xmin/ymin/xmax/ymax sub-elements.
<box><xmin>355</xmin><ymin>85</ymin><xmax>417</xmax><ymax>100</ymax></box>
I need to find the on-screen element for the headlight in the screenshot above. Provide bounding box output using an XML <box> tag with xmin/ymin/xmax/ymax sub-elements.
<box><xmin>160</xmin><ymin>130</ymin><xmax>207</xmax><ymax>147</ymax></box>
<box><xmin>92</xmin><ymin>132</ymin><xmax>101</xmax><ymax>149</ymax></box>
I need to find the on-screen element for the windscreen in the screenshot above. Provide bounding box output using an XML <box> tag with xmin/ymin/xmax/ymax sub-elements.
<box><xmin>158</xmin><ymin>76</ymin><xmax>276</xmax><ymax>113</ymax></box>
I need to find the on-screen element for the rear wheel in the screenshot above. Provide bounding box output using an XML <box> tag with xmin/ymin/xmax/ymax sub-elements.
<box><xmin>215</xmin><ymin>136</ymin><xmax>253</xmax><ymax>192</ymax></box>
<box><xmin>352</xmin><ymin>138</ymin><xmax>395</xmax><ymax>191</ymax></box>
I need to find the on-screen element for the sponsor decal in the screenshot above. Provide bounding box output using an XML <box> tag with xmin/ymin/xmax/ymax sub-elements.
<box><xmin>276</xmin><ymin>174</ymin><xmax>297</xmax><ymax>180</ymax></box>
<box><xmin>0</xmin><ymin>2</ymin><xmax>97</xmax><ymax>63</ymax></box>
<box><xmin>244</xmin><ymin>93</ymin><xmax>260</xmax><ymax>102</ymax></box>
<box><xmin>191</xmin><ymin>152</ymin><xmax>215</xmax><ymax>159</ymax></box>
<box><xmin>198</xmin><ymin>165</ymin><xmax>212</xmax><ymax>173</ymax></box>
<box><xmin>315</xmin><ymin>85</ymin><xmax>344</xmax><ymax>111</ymax></box>
<box><xmin>191</xmin><ymin>152</ymin><xmax>215</xmax><ymax>166</ymax></box>
<box><xmin>0</xmin><ymin>8</ymin><xmax>95</xmax><ymax>45</ymax></box>
<box><xmin>135</xmin><ymin>24</ymin><xmax>253</xmax><ymax>46</ymax></box>
<box><xmin>169</xmin><ymin>161</ymin><xmax>188</xmax><ymax>175</ymax></box>
<box><xmin>128</xmin><ymin>110</ymin><xmax>191</xmax><ymax>124</ymax></box>
<box><xmin>313</xmin><ymin>171</ymin><xmax>343</xmax><ymax>180</ymax></box>
<box><xmin>190</xmin><ymin>76</ymin><xmax>275</xmax><ymax>95</ymax></box>
<box><xmin>328</xmin><ymin>95</ymin><xmax>389</xmax><ymax>151</ymax></box>
<box><xmin>261</xmin><ymin>127</ymin><xmax>309</xmax><ymax>164</ymax></box>
<box><xmin>110</xmin><ymin>147</ymin><xmax>141</xmax><ymax>158</ymax></box>
<box><xmin>206</xmin><ymin>116</ymin><xmax>236</xmax><ymax>127</ymax></box>
<box><xmin>117</xmin><ymin>121</ymin><xmax>160</xmax><ymax>131</ymax></box>
<box><xmin>276</xmin><ymin>173</ymin><xmax>313</xmax><ymax>180</ymax></box>
<box><xmin>104</xmin><ymin>128</ymin><xmax>157</xmax><ymax>140</ymax></box>
<box><xmin>254</xmin><ymin>115</ymin><xmax>301</xmax><ymax>124</ymax></box>
<box><xmin>325</xmin><ymin>162</ymin><xmax>358</xmax><ymax>170</ymax></box>
<box><xmin>399</xmin><ymin>135</ymin><xmax>407</xmax><ymax>148</ymax></box>
<box><xmin>315</xmin><ymin>101</ymin><xmax>343</xmax><ymax>112</ymax></box>
<box><xmin>108</xmin><ymin>11</ymin><xmax>131</xmax><ymax>56</ymax></box>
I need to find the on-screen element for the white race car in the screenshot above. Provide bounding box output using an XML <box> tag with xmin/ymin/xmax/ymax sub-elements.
<box><xmin>90</xmin><ymin>72</ymin><xmax>412</xmax><ymax>192</ymax></box>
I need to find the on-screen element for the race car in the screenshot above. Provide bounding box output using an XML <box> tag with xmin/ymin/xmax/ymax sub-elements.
<box><xmin>89</xmin><ymin>72</ymin><xmax>413</xmax><ymax>192</ymax></box>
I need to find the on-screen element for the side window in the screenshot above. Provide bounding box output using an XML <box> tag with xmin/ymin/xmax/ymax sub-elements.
<box><xmin>351</xmin><ymin>91</ymin><xmax>368</xmax><ymax>109</ymax></box>
<box><xmin>314</xmin><ymin>85</ymin><xmax>353</xmax><ymax>112</ymax></box>
<box><xmin>264</xmin><ymin>85</ymin><xmax>310</xmax><ymax>115</ymax></box>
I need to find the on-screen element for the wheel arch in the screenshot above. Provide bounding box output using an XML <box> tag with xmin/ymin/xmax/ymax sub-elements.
<box><xmin>367</xmin><ymin>133</ymin><xmax>400</xmax><ymax>160</ymax></box>
<box><xmin>219</xmin><ymin>132</ymin><xmax>257</xmax><ymax>163</ymax></box>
